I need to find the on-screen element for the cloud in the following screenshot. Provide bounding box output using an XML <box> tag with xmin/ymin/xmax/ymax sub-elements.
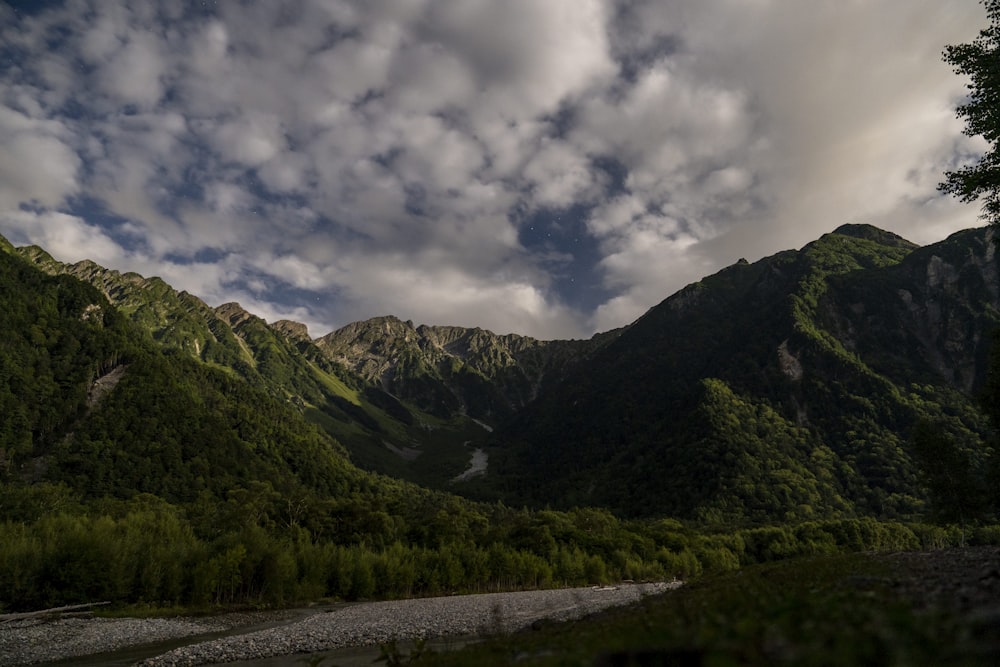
<box><xmin>329</xmin><ymin>250</ymin><xmax>585</xmax><ymax>339</ymax></box>
<box><xmin>577</xmin><ymin>0</ymin><xmax>987</xmax><ymax>327</ymax></box>
<box><xmin>523</xmin><ymin>139</ymin><xmax>605</xmax><ymax>209</ymax></box>
<box><xmin>207</xmin><ymin>112</ymin><xmax>286</xmax><ymax>167</ymax></box>
<box><xmin>421</xmin><ymin>0</ymin><xmax>616</xmax><ymax>117</ymax></box>
<box><xmin>0</xmin><ymin>105</ymin><xmax>80</xmax><ymax>211</ymax></box>
<box><xmin>0</xmin><ymin>0</ymin><xmax>990</xmax><ymax>341</ymax></box>
<box><xmin>99</xmin><ymin>31</ymin><xmax>167</xmax><ymax>109</ymax></box>
<box><xmin>656</xmin><ymin>0</ymin><xmax>985</xmax><ymax>243</ymax></box>
<box><xmin>0</xmin><ymin>209</ymin><xmax>122</xmax><ymax>266</ymax></box>
<box><xmin>257</xmin><ymin>151</ymin><xmax>313</xmax><ymax>194</ymax></box>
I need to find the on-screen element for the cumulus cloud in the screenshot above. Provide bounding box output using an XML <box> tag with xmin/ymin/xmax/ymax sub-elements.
<box><xmin>421</xmin><ymin>0</ymin><xmax>616</xmax><ymax>117</ymax></box>
<box><xmin>330</xmin><ymin>251</ymin><xmax>585</xmax><ymax>338</ymax></box>
<box><xmin>657</xmin><ymin>1</ymin><xmax>985</xmax><ymax>250</ymax></box>
<box><xmin>523</xmin><ymin>139</ymin><xmax>604</xmax><ymax>209</ymax></box>
<box><xmin>1</xmin><ymin>210</ymin><xmax>121</xmax><ymax>265</ymax></box>
<box><xmin>0</xmin><ymin>0</ymin><xmax>989</xmax><ymax>339</ymax></box>
<box><xmin>0</xmin><ymin>106</ymin><xmax>80</xmax><ymax>210</ymax></box>
<box><xmin>99</xmin><ymin>32</ymin><xmax>167</xmax><ymax>109</ymax></box>
<box><xmin>578</xmin><ymin>0</ymin><xmax>986</xmax><ymax>328</ymax></box>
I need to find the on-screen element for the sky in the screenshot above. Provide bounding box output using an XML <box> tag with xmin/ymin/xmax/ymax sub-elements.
<box><xmin>0</xmin><ymin>0</ymin><xmax>990</xmax><ymax>340</ymax></box>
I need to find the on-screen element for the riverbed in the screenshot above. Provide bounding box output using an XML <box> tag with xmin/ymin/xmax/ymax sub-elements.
<box><xmin>0</xmin><ymin>583</ymin><xmax>680</xmax><ymax>666</ymax></box>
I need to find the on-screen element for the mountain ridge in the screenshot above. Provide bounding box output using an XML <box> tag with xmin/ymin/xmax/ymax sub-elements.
<box><xmin>476</xmin><ymin>224</ymin><xmax>998</xmax><ymax>520</ymax></box>
<box><xmin>7</xmin><ymin>239</ymin><xmax>612</xmax><ymax>488</ymax></box>
<box><xmin>316</xmin><ymin>315</ymin><xmax>620</xmax><ymax>421</ymax></box>
<box><xmin>9</xmin><ymin>224</ymin><xmax>998</xmax><ymax>617</ymax></box>
<box><xmin>3</xmin><ymin>224</ymin><xmax>998</xmax><ymax>523</ymax></box>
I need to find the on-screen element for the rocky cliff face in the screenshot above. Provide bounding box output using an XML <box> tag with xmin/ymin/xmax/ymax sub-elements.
<box><xmin>214</xmin><ymin>302</ymin><xmax>256</xmax><ymax>330</ymax></box>
<box><xmin>270</xmin><ymin>319</ymin><xmax>311</xmax><ymax>342</ymax></box>
<box><xmin>316</xmin><ymin>316</ymin><xmax>617</xmax><ymax>421</ymax></box>
<box><xmin>821</xmin><ymin>227</ymin><xmax>999</xmax><ymax>394</ymax></box>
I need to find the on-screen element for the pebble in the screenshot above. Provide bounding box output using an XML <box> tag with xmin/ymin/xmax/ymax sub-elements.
<box><xmin>0</xmin><ymin>616</ymin><xmax>226</xmax><ymax>666</ymax></box>
<box><xmin>0</xmin><ymin>583</ymin><xmax>680</xmax><ymax>666</ymax></box>
<box><xmin>135</xmin><ymin>583</ymin><xmax>678</xmax><ymax>666</ymax></box>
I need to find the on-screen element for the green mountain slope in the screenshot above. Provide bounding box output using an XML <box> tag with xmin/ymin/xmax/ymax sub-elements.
<box><xmin>481</xmin><ymin>225</ymin><xmax>998</xmax><ymax>522</ymax></box>
<box><xmin>7</xmin><ymin>224</ymin><xmax>998</xmax><ymax>526</ymax></box>
<box><xmin>3</xmin><ymin>242</ymin><xmax>726</xmax><ymax>613</ymax></box>
<box><xmin>12</xmin><ymin>247</ymin><xmax>486</xmax><ymax>487</ymax></box>
<box><xmin>14</xmin><ymin>245</ymin><xmax>627</xmax><ymax>492</ymax></box>
<box><xmin>0</xmin><ymin>243</ymin><xmax>367</xmax><ymax>504</ymax></box>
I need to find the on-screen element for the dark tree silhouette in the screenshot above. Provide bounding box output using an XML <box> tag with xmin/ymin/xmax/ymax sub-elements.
<box><xmin>909</xmin><ymin>420</ymin><xmax>987</xmax><ymax>543</ymax></box>
<box><xmin>939</xmin><ymin>0</ymin><xmax>1000</xmax><ymax>225</ymax></box>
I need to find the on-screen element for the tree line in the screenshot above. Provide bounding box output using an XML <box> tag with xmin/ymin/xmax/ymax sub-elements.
<box><xmin>0</xmin><ymin>484</ymin><xmax>986</xmax><ymax>612</ymax></box>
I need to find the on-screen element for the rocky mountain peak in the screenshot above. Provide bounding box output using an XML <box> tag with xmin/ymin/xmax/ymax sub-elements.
<box><xmin>214</xmin><ymin>302</ymin><xmax>255</xmax><ymax>329</ymax></box>
<box><xmin>270</xmin><ymin>319</ymin><xmax>311</xmax><ymax>341</ymax></box>
<box><xmin>322</xmin><ymin>315</ymin><xmax>419</xmax><ymax>346</ymax></box>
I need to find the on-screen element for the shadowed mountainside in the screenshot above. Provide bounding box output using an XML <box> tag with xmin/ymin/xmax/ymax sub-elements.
<box><xmin>6</xmin><ymin>224</ymin><xmax>999</xmax><ymax>524</ymax></box>
<box><xmin>478</xmin><ymin>225</ymin><xmax>999</xmax><ymax>521</ymax></box>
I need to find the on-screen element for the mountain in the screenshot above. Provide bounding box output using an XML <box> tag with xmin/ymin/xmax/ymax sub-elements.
<box><xmin>5</xmin><ymin>224</ymin><xmax>998</xmax><ymax>526</ymax></box>
<box><xmin>316</xmin><ymin>316</ymin><xmax>618</xmax><ymax>422</ymax></box>
<box><xmin>478</xmin><ymin>225</ymin><xmax>999</xmax><ymax>522</ymax></box>
<box><xmin>13</xmin><ymin>245</ymin><xmax>612</xmax><ymax>489</ymax></box>
<box><xmin>0</xmin><ymin>241</ymin><xmax>365</xmax><ymax>503</ymax></box>
<box><xmin>23</xmin><ymin>224</ymin><xmax>1000</xmax><ymax>619</ymax></box>
<box><xmin>12</xmin><ymin>246</ymin><xmax>476</xmax><ymax>486</ymax></box>
<box><xmin>2</xmin><ymin>240</ymin><xmax>715</xmax><ymax>612</ymax></box>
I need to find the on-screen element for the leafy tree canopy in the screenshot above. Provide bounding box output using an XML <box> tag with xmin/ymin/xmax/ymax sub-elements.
<box><xmin>940</xmin><ymin>0</ymin><xmax>1000</xmax><ymax>224</ymax></box>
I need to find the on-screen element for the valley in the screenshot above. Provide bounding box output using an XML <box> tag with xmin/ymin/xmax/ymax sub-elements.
<box><xmin>1</xmin><ymin>225</ymin><xmax>999</xmax><ymax>663</ymax></box>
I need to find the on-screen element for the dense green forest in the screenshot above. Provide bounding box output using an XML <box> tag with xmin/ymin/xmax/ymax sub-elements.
<box><xmin>0</xmin><ymin>483</ymin><xmax>978</xmax><ymax>611</ymax></box>
<box><xmin>2</xmin><ymin>229</ymin><xmax>1000</xmax><ymax>613</ymax></box>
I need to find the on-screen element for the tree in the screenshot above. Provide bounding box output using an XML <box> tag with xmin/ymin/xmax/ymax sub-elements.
<box><xmin>939</xmin><ymin>0</ymin><xmax>1000</xmax><ymax>225</ymax></box>
<box><xmin>978</xmin><ymin>330</ymin><xmax>1000</xmax><ymax>515</ymax></box>
<box><xmin>909</xmin><ymin>421</ymin><xmax>987</xmax><ymax>543</ymax></box>
<box><xmin>941</xmin><ymin>6</ymin><xmax>1000</xmax><ymax>526</ymax></box>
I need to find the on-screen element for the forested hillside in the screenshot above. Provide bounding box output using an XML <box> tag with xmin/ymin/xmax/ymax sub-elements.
<box><xmin>3</xmin><ymin>226</ymin><xmax>1000</xmax><ymax>613</ymax></box>
<box><xmin>480</xmin><ymin>225</ymin><xmax>1000</xmax><ymax>522</ymax></box>
<box><xmin>13</xmin><ymin>245</ymin><xmax>494</xmax><ymax>489</ymax></box>
<box><xmin>0</xmin><ymin>236</ymin><xmax>401</xmax><ymax>507</ymax></box>
<box><xmin>1</xmin><ymin>235</ymin><xmax>821</xmax><ymax>613</ymax></box>
<box><xmin>0</xmin><ymin>236</ymin><xmax>692</xmax><ymax>610</ymax></box>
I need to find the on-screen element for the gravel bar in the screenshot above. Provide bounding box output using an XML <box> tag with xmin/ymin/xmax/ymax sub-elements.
<box><xmin>132</xmin><ymin>583</ymin><xmax>678</xmax><ymax>666</ymax></box>
<box><xmin>0</xmin><ymin>583</ymin><xmax>678</xmax><ymax>666</ymax></box>
<box><xmin>0</xmin><ymin>610</ymin><xmax>306</xmax><ymax>666</ymax></box>
<box><xmin>0</xmin><ymin>616</ymin><xmax>229</xmax><ymax>666</ymax></box>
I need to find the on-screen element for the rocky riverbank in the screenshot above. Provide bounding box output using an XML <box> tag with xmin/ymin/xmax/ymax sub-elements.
<box><xmin>0</xmin><ymin>583</ymin><xmax>678</xmax><ymax>666</ymax></box>
<box><xmin>0</xmin><ymin>615</ymin><xmax>225</xmax><ymax>666</ymax></box>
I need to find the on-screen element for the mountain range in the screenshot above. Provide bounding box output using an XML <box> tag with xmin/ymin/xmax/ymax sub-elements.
<box><xmin>3</xmin><ymin>223</ymin><xmax>998</xmax><ymax>524</ymax></box>
<box><xmin>483</xmin><ymin>224</ymin><xmax>999</xmax><ymax>521</ymax></box>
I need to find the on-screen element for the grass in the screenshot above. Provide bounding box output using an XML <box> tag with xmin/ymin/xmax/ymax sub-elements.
<box><xmin>305</xmin><ymin>403</ymin><xmax>492</xmax><ymax>489</ymax></box>
<box><xmin>414</xmin><ymin>552</ymin><xmax>989</xmax><ymax>666</ymax></box>
<box><xmin>310</xmin><ymin>362</ymin><xmax>363</xmax><ymax>405</ymax></box>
